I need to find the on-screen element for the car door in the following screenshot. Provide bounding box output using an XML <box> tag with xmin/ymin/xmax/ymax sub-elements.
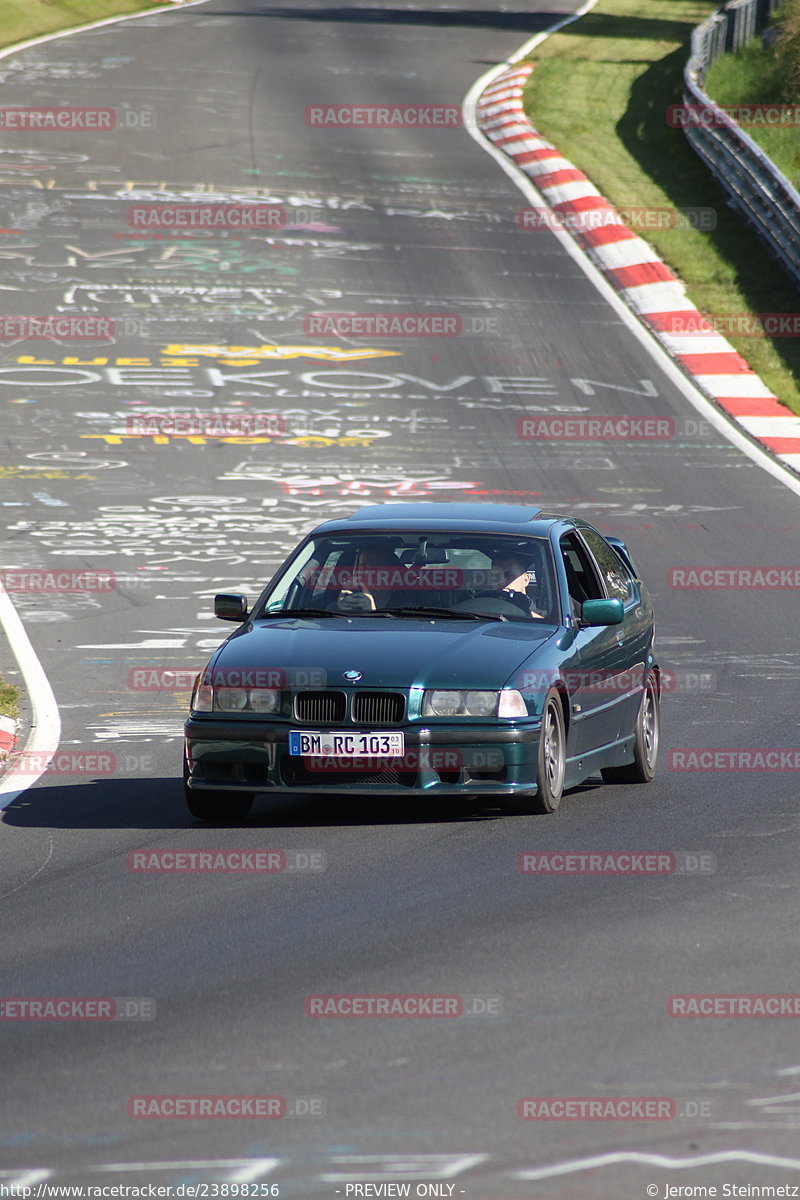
<box><xmin>557</xmin><ymin>530</ymin><xmax>635</xmax><ymax>756</ymax></box>
<box><xmin>577</xmin><ymin>525</ymin><xmax>650</xmax><ymax>743</ymax></box>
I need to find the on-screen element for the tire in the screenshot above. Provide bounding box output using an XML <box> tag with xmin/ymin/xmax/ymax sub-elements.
<box><xmin>601</xmin><ymin>668</ymin><xmax>660</xmax><ymax>785</ymax></box>
<box><xmin>504</xmin><ymin>689</ymin><xmax>566</xmax><ymax>815</ymax></box>
<box><xmin>183</xmin><ymin>755</ymin><xmax>253</xmax><ymax>822</ymax></box>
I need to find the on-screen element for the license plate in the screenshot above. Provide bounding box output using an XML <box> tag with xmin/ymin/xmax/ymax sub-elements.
<box><xmin>289</xmin><ymin>730</ymin><xmax>405</xmax><ymax>757</ymax></box>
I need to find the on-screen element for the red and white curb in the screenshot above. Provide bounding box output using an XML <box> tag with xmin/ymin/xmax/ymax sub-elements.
<box><xmin>476</xmin><ymin>63</ymin><xmax>800</xmax><ymax>475</ymax></box>
<box><xmin>0</xmin><ymin>715</ymin><xmax>17</xmax><ymax>761</ymax></box>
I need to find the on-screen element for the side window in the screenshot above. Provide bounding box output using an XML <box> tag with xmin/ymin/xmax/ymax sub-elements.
<box><xmin>559</xmin><ymin>532</ymin><xmax>604</xmax><ymax>607</ymax></box>
<box><xmin>580</xmin><ymin>529</ymin><xmax>635</xmax><ymax>602</ymax></box>
<box><xmin>304</xmin><ymin>547</ymin><xmax>350</xmax><ymax>605</ymax></box>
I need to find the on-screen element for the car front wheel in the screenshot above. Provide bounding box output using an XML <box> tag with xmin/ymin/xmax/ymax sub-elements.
<box><xmin>601</xmin><ymin>668</ymin><xmax>660</xmax><ymax>785</ymax></box>
<box><xmin>504</xmin><ymin>689</ymin><xmax>566</xmax><ymax>815</ymax></box>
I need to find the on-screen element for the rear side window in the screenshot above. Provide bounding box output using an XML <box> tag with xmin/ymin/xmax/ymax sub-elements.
<box><xmin>580</xmin><ymin>529</ymin><xmax>635</xmax><ymax>602</ymax></box>
<box><xmin>559</xmin><ymin>532</ymin><xmax>604</xmax><ymax>605</ymax></box>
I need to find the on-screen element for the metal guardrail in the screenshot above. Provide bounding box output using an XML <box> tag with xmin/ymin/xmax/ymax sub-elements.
<box><xmin>683</xmin><ymin>0</ymin><xmax>800</xmax><ymax>291</ymax></box>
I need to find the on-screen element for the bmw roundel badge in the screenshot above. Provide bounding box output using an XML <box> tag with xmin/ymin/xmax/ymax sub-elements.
<box><xmin>343</xmin><ymin>669</ymin><xmax>362</xmax><ymax>681</ymax></box>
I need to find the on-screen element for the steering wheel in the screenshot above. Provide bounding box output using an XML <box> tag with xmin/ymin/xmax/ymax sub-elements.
<box><xmin>473</xmin><ymin>588</ymin><xmax>517</xmax><ymax>600</ymax></box>
<box><xmin>475</xmin><ymin>588</ymin><xmax>530</xmax><ymax>607</ymax></box>
<box><xmin>454</xmin><ymin>591</ymin><xmax>531</xmax><ymax>618</ymax></box>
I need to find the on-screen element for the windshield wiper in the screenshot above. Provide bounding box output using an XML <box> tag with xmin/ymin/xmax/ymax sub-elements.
<box><xmin>261</xmin><ymin>606</ymin><xmax>511</xmax><ymax>623</ymax></box>
<box><xmin>381</xmin><ymin>606</ymin><xmax>508</xmax><ymax>622</ymax></box>
<box><xmin>261</xmin><ymin>607</ymin><xmax>342</xmax><ymax>618</ymax></box>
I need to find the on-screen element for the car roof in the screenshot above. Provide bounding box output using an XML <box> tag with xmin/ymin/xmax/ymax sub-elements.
<box><xmin>310</xmin><ymin>502</ymin><xmax>567</xmax><ymax>537</ymax></box>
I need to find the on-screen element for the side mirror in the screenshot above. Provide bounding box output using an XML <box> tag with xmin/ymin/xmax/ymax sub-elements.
<box><xmin>581</xmin><ymin>598</ymin><xmax>624</xmax><ymax>626</ymax></box>
<box><xmin>214</xmin><ymin>593</ymin><xmax>248</xmax><ymax>622</ymax></box>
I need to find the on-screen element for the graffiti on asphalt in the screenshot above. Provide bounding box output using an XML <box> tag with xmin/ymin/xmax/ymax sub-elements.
<box><xmin>5</xmin><ymin>475</ymin><xmax>487</xmax><ymax>567</ymax></box>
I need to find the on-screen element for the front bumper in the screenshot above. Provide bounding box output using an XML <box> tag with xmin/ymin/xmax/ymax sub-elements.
<box><xmin>184</xmin><ymin>716</ymin><xmax>542</xmax><ymax>796</ymax></box>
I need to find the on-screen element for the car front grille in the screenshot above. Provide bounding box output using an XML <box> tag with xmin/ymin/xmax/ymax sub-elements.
<box><xmin>293</xmin><ymin>689</ymin><xmax>405</xmax><ymax>725</ymax></box>
<box><xmin>352</xmin><ymin>691</ymin><xmax>405</xmax><ymax>725</ymax></box>
<box><xmin>294</xmin><ymin>690</ymin><xmax>347</xmax><ymax>724</ymax></box>
<box><xmin>283</xmin><ymin>760</ymin><xmax>413</xmax><ymax>788</ymax></box>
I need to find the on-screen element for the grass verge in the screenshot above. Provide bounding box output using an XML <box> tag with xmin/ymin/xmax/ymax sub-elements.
<box><xmin>705</xmin><ymin>12</ymin><xmax>800</xmax><ymax>190</ymax></box>
<box><xmin>0</xmin><ymin>675</ymin><xmax>19</xmax><ymax>722</ymax></box>
<box><xmin>522</xmin><ymin>0</ymin><xmax>800</xmax><ymax>414</ymax></box>
<box><xmin>0</xmin><ymin>0</ymin><xmax>168</xmax><ymax>51</ymax></box>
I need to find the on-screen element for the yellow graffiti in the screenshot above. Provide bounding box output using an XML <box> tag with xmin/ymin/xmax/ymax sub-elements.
<box><xmin>17</xmin><ymin>356</ymin><xmax>152</xmax><ymax>366</ymax></box>
<box><xmin>80</xmin><ymin>434</ymin><xmax>376</xmax><ymax>447</ymax></box>
<box><xmin>0</xmin><ymin>466</ymin><xmax>95</xmax><ymax>480</ymax></box>
<box><xmin>160</xmin><ymin>343</ymin><xmax>400</xmax><ymax>362</ymax></box>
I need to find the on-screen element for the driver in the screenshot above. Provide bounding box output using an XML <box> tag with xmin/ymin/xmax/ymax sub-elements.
<box><xmin>487</xmin><ymin>551</ymin><xmax>545</xmax><ymax>619</ymax></box>
<box><xmin>335</xmin><ymin>544</ymin><xmax>407</xmax><ymax>612</ymax></box>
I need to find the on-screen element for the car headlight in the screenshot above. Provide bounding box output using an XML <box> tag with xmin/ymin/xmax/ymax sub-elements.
<box><xmin>247</xmin><ymin>688</ymin><xmax>281</xmax><ymax>714</ymax></box>
<box><xmin>212</xmin><ymin>686</ymin><xmax>283</xmax><ymax>713</ymax></box>
<box><xmin>465</xmin><ymin>690</ymin><xmax>501</xmax><ymax>716</ymax></box>
<box><xmin>189</xmin><ymin>675</ymin><xmax>283</xmax><ymax>715</ymax></box>
<box><xmin>422</xmin><ymin>689</ymin><xmax>499</xmax><ymax>717</ymax></box>
<box><xmin>423</xmin><ymin>690</ymin><xmax>463</xmax><ymax>716</ymax></box>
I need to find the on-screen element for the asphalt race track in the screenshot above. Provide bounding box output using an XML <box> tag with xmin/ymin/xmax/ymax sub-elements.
<box><xmin>1</xmin><ymin>1</ymin><xmax>800</xmax><ymax>1195</ymax></box>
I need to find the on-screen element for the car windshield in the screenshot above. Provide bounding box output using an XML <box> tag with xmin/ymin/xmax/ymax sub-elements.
<box><xmin>256</xmin><ymin>532</ymin><xmax>558</xmax><ymax>623</ymax></box>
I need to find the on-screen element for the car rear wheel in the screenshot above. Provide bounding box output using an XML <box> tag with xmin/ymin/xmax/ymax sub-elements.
<box><xmin>601</xmin><ymin>668</ymin><xmax>660</xmax><ymax>785</ymax></box>
<box><xmin>504</xmin><ymin>689</ymin><xmax>566</xmax><ymax>815</ymax></box>
<box><xmin>183</xmin><ymin>755</ymin><xmax>254</xmax><ymax>822</ymax></box>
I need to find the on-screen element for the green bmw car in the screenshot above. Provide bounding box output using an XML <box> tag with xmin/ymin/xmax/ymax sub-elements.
<box><xmin>184</xmin><ymin>502</ymin><xmax>660</xmax><ymax>820</ymax></box>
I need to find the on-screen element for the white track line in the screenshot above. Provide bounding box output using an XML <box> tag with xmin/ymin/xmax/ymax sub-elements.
<box><xmin>0</xmin><ymin>0</ymin><xmax>212</xmax><ymax>65</ymax></box>
<box><xmin>0</xmin><ymin>582</ymin><xmax>61</xmax><ymax>808</ymax></box>
<box><xmin>515</xmin><ymin>1147</ymin><xmax>800</xmax><ymax>1181</ymax></box>
<box><xmin>0</xmin><ymin>0</ymin><xmax>212</xmax><ymax>808</ymax></box>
